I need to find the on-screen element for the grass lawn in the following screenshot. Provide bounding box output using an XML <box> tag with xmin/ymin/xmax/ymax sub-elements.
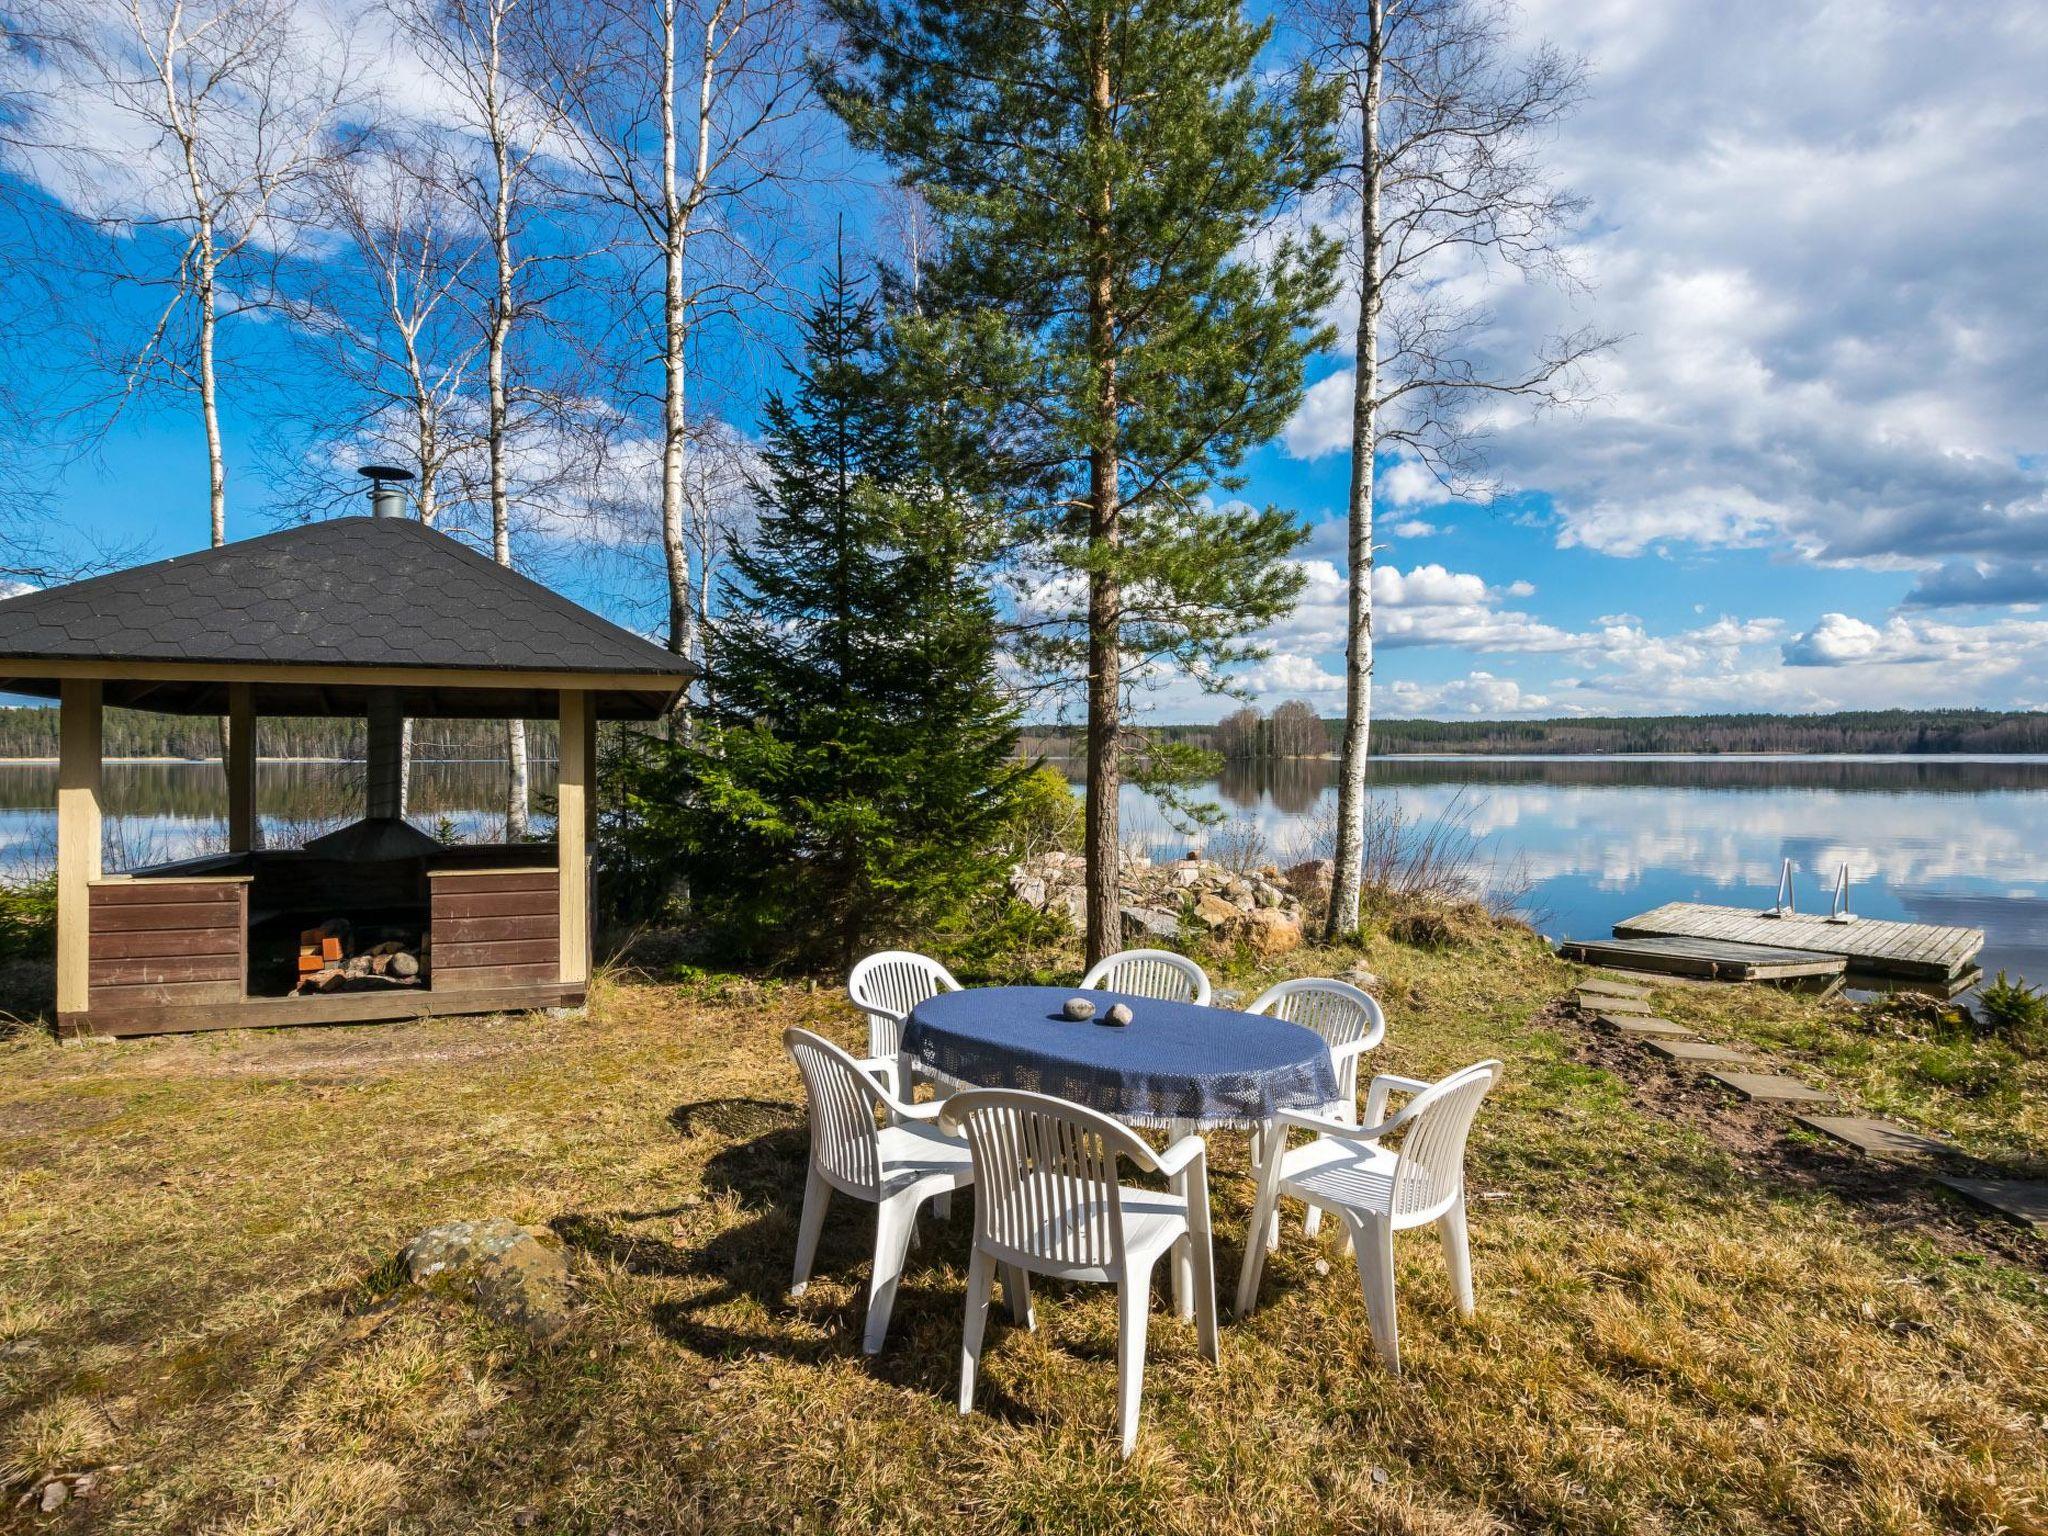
<box><xmin>3</xmin><ymin>921</ymin><xmax>2046</xmax><ymax>1534</ymax></box>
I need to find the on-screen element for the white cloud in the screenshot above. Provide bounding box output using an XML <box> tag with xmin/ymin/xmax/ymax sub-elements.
<box><xmin>1239</xmin><ymin>650</ymin><xmax>1347</xmax><ymax>699</ymax></box>
<box><xmin>1373</xmin><ymin>563</ymin><xmax>1581</xmax><ymax>652</ymax></box>
<box><xmin>1782</xmin><ymin>611</ymin><xmax>2048</xmax><ymax>670</ymax></box>
<box><xmin>1379</xmin><ymin>455</ymin><xmax>1456</xmax><ymax>508</ymax></box>
<box><xmin>1781</xmin><ymin>614</ymin><xmax>1897</xmax><ymax>667</ymax></box>
<box><xmin>1283</xmin><ymin>0</ymin><xmax>2048</xmax><ymax>578</ymax></box>
<box><xmin>1284</xmin><ymin>371</ymin><xmax>1352</xmax><ymax>459</ymax></box>
<box><xmin>1253</xmin><ymin>559</ymin><xmax>1579</xmax><ymax>661</ymax></box>
<box><xmin>1387</xmin><ymin>672</ymin><xmax>1550</xmax><ymax>717</ymax></box>
<box><xmin>1389</xmin><ymin>519</ymin><xmax>1441</xmax><ymax>538</ymax></box>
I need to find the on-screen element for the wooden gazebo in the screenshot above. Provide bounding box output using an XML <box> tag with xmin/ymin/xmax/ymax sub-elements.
<box><xmin>0</xmin><ymin>515</ymin><xmax>694</xmax><ymax>1038</ymax></box>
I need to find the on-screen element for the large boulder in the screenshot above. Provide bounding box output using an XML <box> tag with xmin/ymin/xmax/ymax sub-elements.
<box><xmin>400</xmin><ymin>1218</ymin><xmax>572</xmax><ymax>1342</ymax></box>
<box><xmin>1060</xmin><ymin>889</ymin><xmax>1086</xmax><ymax>930</ymax></box>
<box><xmin>1007</xmin><ymin>849</ymin><xmax>1308</xmax><ymax>945</ymax></box>
<box><xmin>1119</xmin><ymin>904</ymin><xmax>1180</xmax><ymax>943</ymax></box>
<box><xmin>1284</xmin><ymin>859</ymin><xmax>1334</xmax><ymax>891</ymax></box>
<box><xmin>1240</xmin><ymin>908</ymin><xmax>1303</xmax><ymax>958</ymax></box>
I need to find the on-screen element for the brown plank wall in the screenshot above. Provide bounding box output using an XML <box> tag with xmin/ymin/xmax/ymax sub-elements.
<box><xmin>87</xmin><ymin>879</ymin><xmax>247</xmax><ymax>1010</ymax></box>
<box><xmin>428</xmin><ymin>869</ymin><xmax>560</xmax><ymax>990</ymax></box>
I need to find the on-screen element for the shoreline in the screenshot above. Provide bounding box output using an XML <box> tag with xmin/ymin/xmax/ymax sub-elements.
<box><xmin>2</xmin><ymin>750</ymin><xmax>2046</xmax><ymax>767</ymax></box>
<box><xmin>0</xmin><ymin>756</ymin><xmax>557</xmax><ymax>767</ymax></box>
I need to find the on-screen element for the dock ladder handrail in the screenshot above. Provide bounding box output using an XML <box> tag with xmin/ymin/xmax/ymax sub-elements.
<box><xmin>1827</xmin><ymin>863</ymin><xmax>1855</xmax><ymax>924</ymax></box>
<box><xmin>1764</xmin><ymin>857</ymin><xmax>1795</xmax><ymax>918</ymax></box>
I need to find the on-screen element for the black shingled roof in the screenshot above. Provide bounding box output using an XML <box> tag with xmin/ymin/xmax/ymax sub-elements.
<box><xmin>0</xmin><ymin>518</ymin><xmax>695</xmax><ymax>719</ymax></box>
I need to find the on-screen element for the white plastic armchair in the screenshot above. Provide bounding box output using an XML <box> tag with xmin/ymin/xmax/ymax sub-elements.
<box><xmin>847</xmin><ymin>950</ymin><xmax>962</xmax><ymax>1094</ymax></box>
<box><xmin>1246</xmin><ymin>978</ymin><xmax>1388</xmax><ymax>1242</ymax></box>
<box><xmin>783</xmin><ymin>1027</ymin><xmax>975</xmax><ymax>1354</ymax></box>
<box><xmin>1236</xmin><ymin>1060</ymin><xmax>1502</xmax><ymax>1374</ymax></box>
<box><xmin>1247</xmin><ymin>978</ymin><xmax>1386</xmax><ymax>1114</ymax></box>
<box><xmin>1079</xmin><ymin>948</ymin><xmax>1212</xmax><ymax>1007</ymax></box>
<box><xmin>944</xmin><ymin>1087</ymin><xmax>1220</xmax><ymax>1457</ymax></box>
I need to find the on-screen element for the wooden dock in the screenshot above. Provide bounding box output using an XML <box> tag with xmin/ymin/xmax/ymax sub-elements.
<box><xmin>1557</xmin><ymin>934</ymin><xmax>1846</xmax><ymax>984</ymax></box>
<box><xmin>1612</xmin><ymin>901</ymin><xmax>1984</xmax><ymax>984</ymax></box>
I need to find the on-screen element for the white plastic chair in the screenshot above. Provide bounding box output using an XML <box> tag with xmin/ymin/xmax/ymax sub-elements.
<box><xmin>1079</xmin><ymin>948</ymin><xmax>1212</xmax><ymax>1007</ymax></box>
<box><xmin>1236</xmin><ymin>1060</ymin><xmax>1502</xmax><ymax>1374</ymax></box>
<box><xmin>945</xmin><ymin>1087</ymin><xmax>1220</xmax><ymax>1456</ymax></box>
<box><xmin>1246</xmin><ymin>978</ymin><xmax>1388</xmax><ymax>1241</ymax></box>
<box><xmin>848</xmin><ymin>950</ymin><xmax>962</xmax><ymax>1093</ymax></box>
<box><xmin>784</xmin><ymin>1027</ymin><xmax>975</xmax><ymax>1354</ymax></box>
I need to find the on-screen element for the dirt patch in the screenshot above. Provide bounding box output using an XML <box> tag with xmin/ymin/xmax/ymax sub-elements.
<box><xmin>33</xmin><ymin>1011</ymin><xmax>566</xmax><ymax>1084</ymax></box>
<box><xmin>1556</xmin><ymin>999</ymin><xmax>2048</xmax><ymax>1270</ymax></box>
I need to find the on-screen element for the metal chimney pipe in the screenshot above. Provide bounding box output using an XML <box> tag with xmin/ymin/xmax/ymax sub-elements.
<box><xmin>364</xmin><ymin>687</ymin><xmax>406</xmax><ymax>820</ymax></box>
<box><xmin>353</xmin><ymin>468</ymin><xmax>415</xmax><ymax>824</ymax></box>
<box><xmin>357</xmin><ymin>464</ymin><xmax>415</xmax><ymax>519</ymax></box>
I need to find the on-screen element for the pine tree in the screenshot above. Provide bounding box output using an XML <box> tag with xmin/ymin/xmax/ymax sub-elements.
<box><xmin>824</xmin><ymin>0</ymin><xmax>1340</xmax><ymax>964</ymax></box>
<box><xmin>617</xmin><ymin>257</ymin><xmax>1025</xmax><ymax>967</ymax></box>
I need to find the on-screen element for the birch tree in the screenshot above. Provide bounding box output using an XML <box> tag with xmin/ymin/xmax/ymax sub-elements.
<box><xmin>279</xmin><ymin>125</ymin><xmax>486</xmax><ymax>525</ymax></box>
<box><xmin>391</xmin><ymin>0</ymin><xmax>576</xmax><ymax>838</ymax></box>
<box><xmin>1303</xmin><ymin>0</ymin><xmax>1613</xmax><ymax>940</ymax></box>
<box><xmin>544</xmin><ymin>0</ymin><xmax>814</xmax><ymax>665</ymax></box>
<box><xmin>10</xmin><ymin>0</ymin><xmax>347</xmax><ymax>546</ymax></box>
<box><xmin>679</xmin><ymin>416</ymin><xmax>755</xmax><ymax>675</ymax></box>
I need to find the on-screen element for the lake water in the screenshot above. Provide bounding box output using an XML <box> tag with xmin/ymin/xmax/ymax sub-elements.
<box><xmin>0</xmin><ymin>759</ymin><xmax>560</xmax><ymax>874</ymax></box>
<box><xmin>3</xmin><ymin>754</ymin><xmax>2042</xmax><ymax>986</ymax></box>
<box><xmin>1113</xmin><ymin>755</ymin><xmax>2048</xmax><ymax>987</ymax></box>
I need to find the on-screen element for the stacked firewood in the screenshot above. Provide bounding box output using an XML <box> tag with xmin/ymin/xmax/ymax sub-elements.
<box><xmin>294</xmin><ymin>918</ymin><xmax>422</xmax><ymax>994</ymax></box>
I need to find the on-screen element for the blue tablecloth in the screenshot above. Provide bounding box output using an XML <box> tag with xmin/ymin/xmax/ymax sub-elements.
<box><xmin>902</xmin><ymin>985</ymin><xmax>1339</xmax><ymax>1129</ymax></box>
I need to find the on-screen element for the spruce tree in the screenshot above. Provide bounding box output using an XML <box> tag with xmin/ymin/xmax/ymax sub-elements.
<box><xmin>622</xmin><ymin>257</ymin><xmax>1025</xmax><ymax>968</ymax></box>
<box><xmin>824</xmin><ymin>0</ymin><xmax>1340</xmax><ymax>964</ymax></box>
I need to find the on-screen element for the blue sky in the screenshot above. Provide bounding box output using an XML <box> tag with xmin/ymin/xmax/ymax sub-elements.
<box><xmin>5</xmin><ymin>0</ymin><xmax>2047</xmax><ymax>724</ymax></box>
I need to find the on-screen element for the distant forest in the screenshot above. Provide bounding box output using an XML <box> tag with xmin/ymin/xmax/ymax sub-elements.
<box><xmin>1017</xmin><ymin>708</ymin><xmax>2048</xmax><ymax>758</ymax></box>
<box><xmin>0</xmin><ymin>708</ymin><xmax>560</xmax><ymax>761</ymax></box>
<box><xmin>2</xmin><ymin>704</ymin><xmax>2044</xmax><ymax>761</ymax></box>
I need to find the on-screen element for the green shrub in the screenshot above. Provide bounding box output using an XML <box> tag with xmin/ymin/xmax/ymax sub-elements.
<box><xmin>1975</xmin><ymin>971</ymin><xmax>2048</xmax><ymax>1049</ymax></box>
<box><xmin>1004</xmin><ymin>764</ymin><xmax>1081</xmax><ymax>860</ymax></box>
<box><xmin>0</xmin><ymin>873</ymin><xmax>57</xmax><ymax>962</ymax></box>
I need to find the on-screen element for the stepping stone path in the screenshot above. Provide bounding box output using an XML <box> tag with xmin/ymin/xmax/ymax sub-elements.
<box><xmin>1796</xmin><ymin>1115</ymin><xmax>1950</xmax><ymax>1161</ymax></box>
<box><xmin>1707</xmin><ymin>1071</ymin><xmax>1834</xmax><ymax>1105</ymax></box>
<box><xmin>1934</xmin><ymin>1178</ymin><xmax>2048</xmax><ymax>1233</ymax></box>
<box><xmin>1584</xmin><ymin>994</ymin><xmax>1657</xmax><ymax>1016</ymax></box>
<box><xmin>1576</xmin><ymin>977</ymin><xmax>1652</xmax><ymax>999</ymax></box>
<box><xmin>1647</xmin><ymin>1039</ymin><xmax>1752</xmax><ymax>1065</ymax></box>
<box><xmin>1598</xmin><ymin>1015</ymin><xmax>1696</xmax><ymax>1039</ymax></box>
<box><xmin>1568</xmin><ymin>968</ymin><xmax>2040</xmax><ymax>1240</ymax></box>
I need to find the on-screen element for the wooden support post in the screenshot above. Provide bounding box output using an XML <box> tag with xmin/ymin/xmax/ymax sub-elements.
<box><xmin>557</xmin><ymin>690</ymin><xmax>592</xmax><ymax>988</ymax></box>
<box><xmin>57</xmin><ymin>678</ymin><xmax>103</xmax><ymax>1022</ymax></box>
<box><xmin>227</xmin><ymin>682</ymin><xmax>256</xmax><ymax>853</ymax></box>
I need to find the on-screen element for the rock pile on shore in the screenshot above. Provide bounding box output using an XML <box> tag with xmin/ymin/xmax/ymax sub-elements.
<box><xmin>1009</xmin><ymin>851</ymin><xmax>1330</xmax><ymax>956</ymax></box>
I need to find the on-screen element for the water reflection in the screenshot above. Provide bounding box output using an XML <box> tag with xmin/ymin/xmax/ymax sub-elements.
<box><xmin>1214</xmin><ymin>757</ymin><xmax>1331</xmax><ymax>815</ymax></box>
<box><xmin>0</xmin><ymin>760</ymin><xmax>558</xmax><ymax>874</ymax></box>
<box><xmin>1087</xmin><ymin>755</ymin><xmax>2048</xmax><ymax>985</ymax></box>
<box><xmin>3</xmin><ymin>753</ymin><xmax>2043</xmax><ymax>986</ymax></box>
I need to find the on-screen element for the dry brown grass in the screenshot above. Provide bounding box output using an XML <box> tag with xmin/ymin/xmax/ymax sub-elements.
<box><xmin>2</xmin><ymin>925</ymin><xmax>2046</xmax><ymax>1535</ymax></box>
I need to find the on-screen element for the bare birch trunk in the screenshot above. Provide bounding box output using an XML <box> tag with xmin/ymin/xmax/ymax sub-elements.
<box><xmin>1081</xmin><ymin>26</ymin><xmax>1122</xmax><ymax>968</ymax></box>
<box><xmin>198</xmin><ymin>238</ymin><xmax>225</xmax><ymax>548</ymax></box>
<box><xmin>656</xmin><ymin>0</ymin><xmax>705</xmax><ymax>668</ymax></box>
<box><xmin>1324</xmin><ymin>6</ymin><xmax>1384</xmax><ymax>942</ymax></box>
<box><xmin>398</xmin><ymin>718</ymin><xmax>413</xmax><ymax>818</ymax></box>
<box><xmin>484</xmin><ymin>6</ymin><xmax>530</xmax><ymax>840</ymax></box>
